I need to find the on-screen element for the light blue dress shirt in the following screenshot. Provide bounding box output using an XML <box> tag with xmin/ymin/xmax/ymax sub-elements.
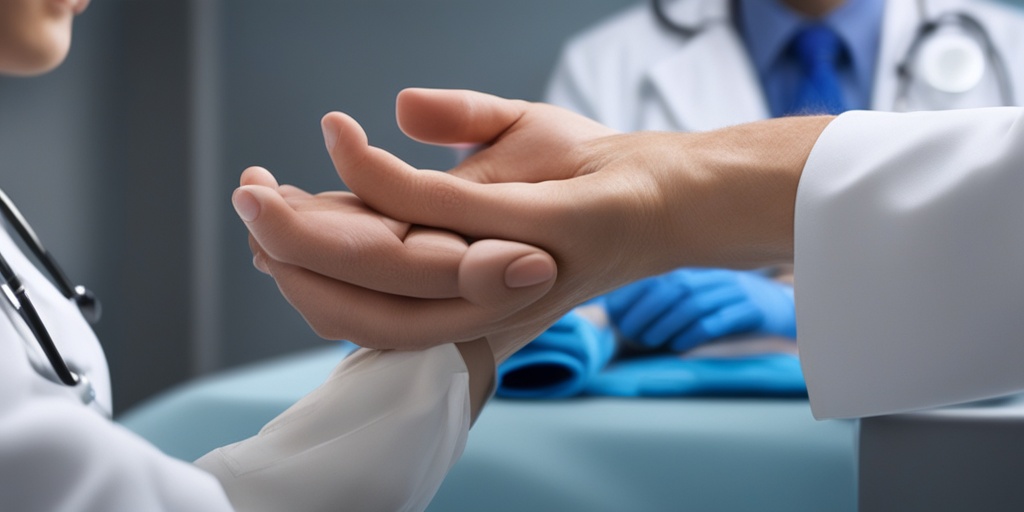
<box><xmin>735</xmin><ymin>0</ymin><xmax>886</xmax><ymax>117</ymax></box>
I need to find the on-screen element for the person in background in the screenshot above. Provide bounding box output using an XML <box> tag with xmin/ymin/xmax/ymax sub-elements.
<box><xmin>516</xmin><ymin>0</ymin><xmax>1024</xmax><ymax>388</ymax></box>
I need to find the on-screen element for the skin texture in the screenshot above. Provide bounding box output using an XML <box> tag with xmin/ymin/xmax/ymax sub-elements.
<box><xmin>0</xmin><ymin>0</ymin><xmax>87</xmax><ymax>76</ymax></box>
<box><xmin>237</xmin><ymin>88</ymin><xmax>834</xmax><ymax>364</ymax></box>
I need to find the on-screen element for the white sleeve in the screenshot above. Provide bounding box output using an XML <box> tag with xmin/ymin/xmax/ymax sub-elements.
<box><xmin>194</xmin><ymin>344</ymin><xmax>471</xmax><ymax>512</ymax></box>
<box><xmin>0</xmin><ymin>397</ymin><xmax>234</xmax><ymax>511</ymax></box>
<box><xmin>794</xmin><ymin>107</ymin><xmax>1024</xmax><ymax>419</ymax></box>
<box><xmin>0</xmin><ymin>288</ymin><xmax>235</xmax><ymax>511</ymax></box>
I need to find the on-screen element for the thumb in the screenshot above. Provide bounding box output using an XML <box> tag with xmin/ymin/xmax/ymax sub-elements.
<box><xmin>231</xmin><ymin>183</ymin><xmax>304</xmax><ymax>260</ymax></box>
<box><xmin>459</xmin><ymin>239</ymin><xmax>557</xmax><ymax>308</ymax></box>
<box><xmin>395</xmin><ymin>88</ymin><xmax>528</xmax><ymax>146</ymax></box>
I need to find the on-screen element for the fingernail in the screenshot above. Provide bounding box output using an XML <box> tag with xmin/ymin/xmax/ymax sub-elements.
<box><xmin>232</xmin><ymin>189</ymin><xmax>260</xmax><ymax>222</ymax></box>
<box><xmin>321</xmin><ymin>116</ymin><xmax>338</xmax><ymax>151</ymax></box>
<box><xmin>505</xmin><ymin>253</ymin><xmax>556</xmax><ymax>288</ymax></box>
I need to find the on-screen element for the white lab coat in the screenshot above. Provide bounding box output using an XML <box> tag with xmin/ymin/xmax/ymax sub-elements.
<box><xmin>545</xmin><ymin>0</ymin><xmax>1024</xmax><ymax>132</ymax></box>
<box><xmin>0</xmin><ymin>225</ymin><xmax>470</xmax><ymax>511</ymax></box>
<box><xmin>796</xmin><ymin>107</ymin><xmax>1024</xmax><ymax>419</ymax></box>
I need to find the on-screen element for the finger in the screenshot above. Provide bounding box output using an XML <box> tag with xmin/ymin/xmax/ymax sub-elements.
<box><xmin>459</xmin><ymin>239</ymin><xmax>557</xmax><ymax>307</ymax></box>
<box><xmin>671</xmin><ymin>302</ymin><xmax>762</xmax><ymax>353</ymax></box>
<box><xmin>604</xmin><ymin>278</ymin><xmax>657</xmax><ymax>324</ymax></box>
<box><xmin>646</xmin><ymin>284</ymin><xmax>746</xmax><ymax>348</ymax></box>
<box><xmin>248</xmin><ymin>234</ymin><xmax>271</xmax><ymax>275</ymax></box>
<box><xmin>251</xmin><ymin>223</ymin><xmax>554</xmax><ymax>317</ymax></box>
<box><xmin>239</xmin><ymin>166</ymin><xmax>280</xmax><ymax>188</ymax></box>
<box><xmin>277</xmin><ymin>184</ymin><xmax>313</xmax><ymax>201</ymax></box>
<box><xmin>258</xmin><ymin>256</ymin><xmax>546</xmax><ymax>350</ymax></box>
<box><xmin>322</xmin><ymin>110</ymin><xmax>555</xmax><ymax>242</ymax></box>
<box><xmin>233</xmin><ymin>184</ymin><xmax>458</xmax><ymax>298</ymax></box>
<box><xmin>664</xmin><ymin>287</ymin><xmax>749</xmax><ymax>352</ymax></box>
<box><xmin>395</xmin><ymin>88</ymin><xmax>528</xmax><ymax>146</ymax></box>
<box><xmin>673</xmin><ymin>268</ymin><xmax>737</xmax><ymax>287</ymax></box>
<box><xmin>615</xmin><ymin>280</ymin><xmax>688</xmax><ymax>346</ymax></box>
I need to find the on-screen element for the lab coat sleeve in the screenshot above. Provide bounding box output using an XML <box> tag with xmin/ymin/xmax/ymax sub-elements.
<box><xmin>194</xmin><ymin>343</ymin><xmax>471</xmax><ymax>512</ymax></box>
<box><xmin>0</xmin><ymin>396</ymin><xmax>234</xmax><ymax>511</ymax></box>
<box><xmin>794</xmin><ymin>107</ymin><xmax>1024</xmax><ymax>419</ymax></box>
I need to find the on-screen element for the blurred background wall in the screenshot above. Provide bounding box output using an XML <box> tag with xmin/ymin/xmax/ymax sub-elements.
<box><xmin>0</xmin><ymin>0</ymin><xmax>1022</xmax><ymax>413</ymax></box>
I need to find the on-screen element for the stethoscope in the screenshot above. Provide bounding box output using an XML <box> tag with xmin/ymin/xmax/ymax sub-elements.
<box><xmin>651</xmin><ymin>0</ymin><xmax>1015</xmax><ymax>109</ymax></box>
<box><xmin>0</xmin><ymin>187</ymin><xmax>107</xmax><ymax>416</ymax></box>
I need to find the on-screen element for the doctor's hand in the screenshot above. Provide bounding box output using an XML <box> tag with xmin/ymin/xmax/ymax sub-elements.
<box><xmin>604</xmin><ymin>268</ymin><xmax>796</xmax><ymax>353</ymax></box>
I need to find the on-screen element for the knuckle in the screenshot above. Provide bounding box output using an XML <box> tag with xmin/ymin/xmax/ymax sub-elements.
<box><xmin>425</xmin><ymin>178</ymin><xmax>465</xmax><ymax>213</ymax></box>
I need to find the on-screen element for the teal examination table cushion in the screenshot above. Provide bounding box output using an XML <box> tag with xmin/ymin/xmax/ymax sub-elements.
<box><xmin>119</xmin><ymin>345</ymin><xmax>856</xmax><ymax>512</ymax></box>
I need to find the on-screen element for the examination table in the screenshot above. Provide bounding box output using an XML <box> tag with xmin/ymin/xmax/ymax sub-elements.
<box><xmin>119</xmin><ymin>345</ymin><xmax>857</xmax><ymax>512</ymax></box>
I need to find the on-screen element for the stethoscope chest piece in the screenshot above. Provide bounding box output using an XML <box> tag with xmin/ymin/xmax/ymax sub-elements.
<box><xmin>918</xmin><ymin>30</ymin><xmax>986</xmax><ymax>93</ymax></box>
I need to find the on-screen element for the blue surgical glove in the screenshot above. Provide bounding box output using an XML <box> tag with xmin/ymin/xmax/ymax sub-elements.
<box><xmin>603</xmin><ymin>268</ymin><xmax>796</xmax><ymax>352</ymax></box>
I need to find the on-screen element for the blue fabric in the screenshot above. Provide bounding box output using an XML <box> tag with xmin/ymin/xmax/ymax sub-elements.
<box><xmin>586</xmin><ymin>354</ymin><xmax>807</xmax><ymax>398</ymax></box>
<box><xmin>735</xmin><ymin>0</ymin><xmax>884</xmax><ymax>116</ymax></box>
<box><xmin>498</xmin><ymin>306</ymin><xmax>806</xmax><ymax>399</ymax></box>
<box><xmin>496</xmin><ymin>310</ymin><xmax>616</xmax><ymax>398</ymax></box>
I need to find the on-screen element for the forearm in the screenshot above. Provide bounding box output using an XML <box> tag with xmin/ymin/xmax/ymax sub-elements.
<box><xmin>653</xmin><ymin>115</ymin><xmax>835</xmax><ymax>272</ymax></box>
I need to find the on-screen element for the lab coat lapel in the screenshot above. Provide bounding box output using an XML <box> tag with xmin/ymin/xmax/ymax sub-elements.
<box><xmin>871</xmin><ymin>0</ymin><xmax>920</xmax><ymax>111</ymax></box>
<box><xmin>647</xmin><ymin>0</ymin><xmax>768</xmax><ymax>132</ymax></box>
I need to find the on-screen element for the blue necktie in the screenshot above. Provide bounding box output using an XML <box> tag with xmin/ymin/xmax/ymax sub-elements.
<box><xmin>788</xmin><ymin>24</ymin><xmax>846</xmax><ymax>115</ymax></box>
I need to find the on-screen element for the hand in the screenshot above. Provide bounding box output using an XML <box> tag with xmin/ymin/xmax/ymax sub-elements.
<box><xmin>342</xmin><ymin>89</ymin><xmax>831</xmax><ymax>279</ymax></box>
<box><xmin>238</xmin><ymin>93</ymin><xmax>668</xmax><ymax>362</ymax></box>
<box><xmin>239</xmin><ymin>88</ymin><xmax>829</xmax><ymax>361</ymax></box>
<box><xmin>233</xmin><ymin>166</ymin><xmax>557</xmax><ymax>360</ymax></box>
<box><xmin>604</xmin><ymin>268</ymin><xmax>796</xmax><ymax>353</ymax></box>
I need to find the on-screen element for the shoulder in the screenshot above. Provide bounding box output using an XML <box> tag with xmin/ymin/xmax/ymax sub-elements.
<box><xmin>953</xmin><ymin>0</ymin><xmax>1024</xmax><ymax>32</ymax></box>
<box><xmin>960</xmin><ymin>0</ymin><xmax>1024</xmax><ymax>75</ymax></box>
<box><xmin>558</xmin><ymin>1</ymin><xmax>684</xmax><ymax>69</ymax></box>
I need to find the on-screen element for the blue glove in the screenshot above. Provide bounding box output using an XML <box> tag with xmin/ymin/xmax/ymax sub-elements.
<box><xmin>496</xmin><ymin>307</ymin><xmax>616</xmax><ymax>399</ymax></box>
<box><xmin>604</xmin><ymin>268</ymin><xmax>796</xmax><ymax>353</ymax></box>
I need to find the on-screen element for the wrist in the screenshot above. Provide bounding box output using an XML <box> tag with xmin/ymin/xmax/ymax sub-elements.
<box><xmin>455</xmin><ymin>338</ymin><xmax>496</xmax><ymax>426</ymax></box>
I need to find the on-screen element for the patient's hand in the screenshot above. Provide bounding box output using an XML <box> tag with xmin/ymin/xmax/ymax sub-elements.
<box><xmin>235</xmin><ymin>95</ymin><xmax>654</xmax><ymax>363</ymax></box>
<box><xmin>234</xmin><ymin>167</ymin><xmax>556</xmax><ymax>355</ymax></box>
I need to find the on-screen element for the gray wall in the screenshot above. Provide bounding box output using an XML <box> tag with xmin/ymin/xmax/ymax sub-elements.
<box><xmin>0</xmin><ymin>0</ymin><xmax>635</xmax><ymax>412</ymax></box>
<box><xmin>0</xmin><ymin>1</ymin><xmax>196</xmax><ymax>413</ymax></box>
